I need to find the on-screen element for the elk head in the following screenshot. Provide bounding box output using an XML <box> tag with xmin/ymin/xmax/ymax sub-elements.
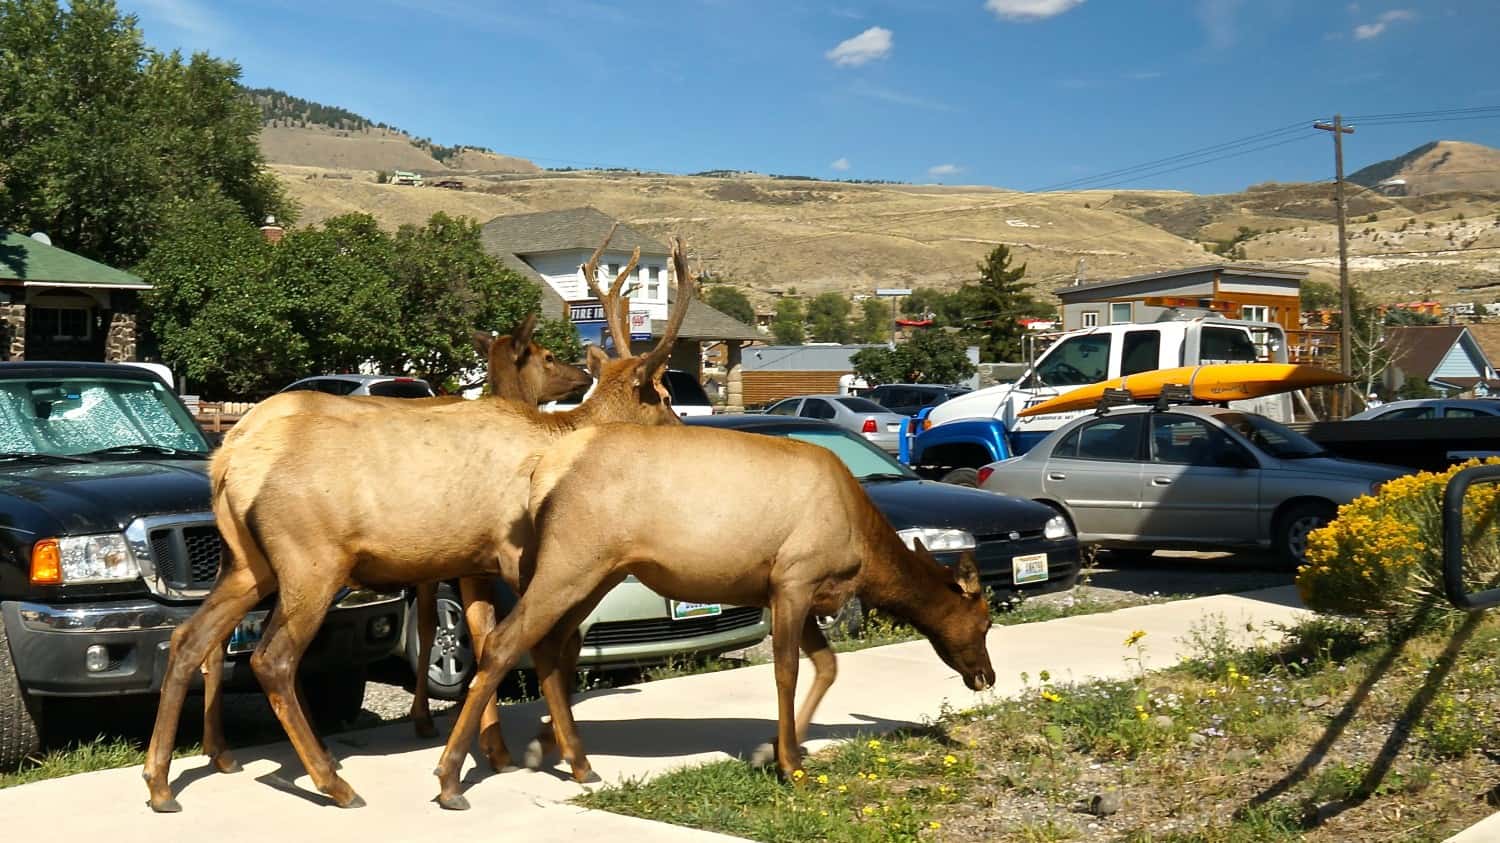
<box><xmin>571</xmin><ymin>226</ymin><xmax>697</xmax><ymax>427</ymax></box>
<box><xmin>912</xmin><ymin>541</ymin><xmax>995</xmax><ymax>691</ymax></box>
<box><xmin>472</xmin><ymin>313</ymin><xmax>592</xmax><ymax>404</ymax></box>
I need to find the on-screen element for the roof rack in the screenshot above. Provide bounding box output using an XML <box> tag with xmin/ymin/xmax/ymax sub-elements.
<box><xmin>1154</xmin><ymin>384</ymin><xmax>1194</xmax><ymax>411</ymax></box>
<box><xmin>1093</xmin><ymin>383</ymin><xmax>1212</xmax><ymax>415</ymax></box>
<box><xmin>1094</xmin><ymin>387</ymin><xmax>1135</xmax><ymax>415</ymax></box>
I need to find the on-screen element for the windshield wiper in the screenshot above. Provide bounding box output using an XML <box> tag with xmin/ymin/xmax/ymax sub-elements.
<box><xmin>0</xmin><ymin>452</ymin><xmax>90</xmax><ymax>463</ymax></box>
<box><xmin>79</xmin><ymin>444</ymin><xmax>206</xmax><ymax>459</ymax></box>
<box><xmin>861</xmin><ymin>473</ymin><xmax>913</xmax><ymax>483</ymax></box>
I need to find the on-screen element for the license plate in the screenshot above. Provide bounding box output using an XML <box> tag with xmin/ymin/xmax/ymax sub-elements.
<box><xmin>886</xmin><ymin>423</ymin><xmax>900</xmax><ymax>432</ymax></box>
<box><xmin>227</xmin><ymin>611</ymin><xmax>268</xmax><ymax>655</ymax></box>
<box><xmin>1012</xmin><ymin>553</ymin><xmax>1049</xmax><ymax>585</ymax></box>
<box><xmin>670</xmin><ymin>601</ymin><xmax>722</xmax><ymax>621</ymax></box>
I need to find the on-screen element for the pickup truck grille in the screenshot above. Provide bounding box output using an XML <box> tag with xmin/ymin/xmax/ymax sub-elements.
<box><xmin>582</xmin><ymin>606</ymin><xmax>765</xmax><ymax>648</ymax></box>
<box><xmin>148</xmin><ymin>524</ymin><xmax>224</xmax><ymax>590</ymax></box>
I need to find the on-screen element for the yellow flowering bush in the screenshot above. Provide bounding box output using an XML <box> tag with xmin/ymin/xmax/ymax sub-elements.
<box><xmin>1297</xmin><ymin>458</ymin><xmax>1500</xmax><ymax>626</ymax></box>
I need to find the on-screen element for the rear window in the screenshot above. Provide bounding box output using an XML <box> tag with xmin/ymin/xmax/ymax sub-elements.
<box><xmin>663</xmin><ymin>370</ymin><xmax>711</xmax><ymax>406</ymax></box>
<box><xmin>1200</xmin><ymin>327</ymin><xmax>1258</xmax><ymax>363</ymax></box>
<box><xmin>368</xmin><ymin>379</ymin><xmax>434</xmax><ymax>398</ymax></box>
<box><xmin>836</xmin><ymin>397</ymin><xmax>888</xmax><ymax>413</ymax></box>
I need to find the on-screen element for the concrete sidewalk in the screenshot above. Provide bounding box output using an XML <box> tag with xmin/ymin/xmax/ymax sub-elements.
<box><xmin>0</xmin><ymin>587</ymin><xmax>1311</xmax><ymax>842</ymax></box>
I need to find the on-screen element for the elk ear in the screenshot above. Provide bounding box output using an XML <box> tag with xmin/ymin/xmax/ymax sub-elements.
<box><xmin>585</xmin><ymin>344</ymin><xmax>610</xmax><ymax>378</ymax></box>
<box><xmin>472</xmin><ymin>330</ymin><xmax>494</xmax><ymax>356</ymax></box>
<box><xmin>954</xmin><ymin>551</ymin><xmax>982</xmax><ymax>598</ymax></box>
<box><xmin>511</xmin><ymin>313</ymin><xmax>538</xmax><ymax>349</ymax></box>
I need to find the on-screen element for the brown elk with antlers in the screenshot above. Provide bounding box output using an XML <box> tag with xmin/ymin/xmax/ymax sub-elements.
<box><xmin>431</xmin><ymin>423</ymin><xmax>997</xmax><ymax>810</ymax></box>
<box><xmin>143</xmin><ymin>231</ymin><xmax>695</xmax><ymax>812</ymax></box>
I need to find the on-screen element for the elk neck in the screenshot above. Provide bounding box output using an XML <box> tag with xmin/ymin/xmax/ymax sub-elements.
<box><xmin>855</xmin><ymin>518</ymin><xmax>967</xmax><ymax>640</ymax></box>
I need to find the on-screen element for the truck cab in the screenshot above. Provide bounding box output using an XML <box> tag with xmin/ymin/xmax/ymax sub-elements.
<box><xmin>909</xmin><ymin>316</ymin><xmax>1292</xmax><ymax>483</ymax></box>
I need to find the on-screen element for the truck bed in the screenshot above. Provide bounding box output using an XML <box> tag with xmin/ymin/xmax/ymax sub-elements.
<box><xmin>1291</xmin><ymin>417</ymin><xmax>1500</xmax><ymax>472</ymax></box>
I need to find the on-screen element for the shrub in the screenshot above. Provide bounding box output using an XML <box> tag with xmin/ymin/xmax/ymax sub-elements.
<box><xmin>1297</xmin><ymin>459</ymin><xmax>1500</xmax><ymax>628</ymax></box>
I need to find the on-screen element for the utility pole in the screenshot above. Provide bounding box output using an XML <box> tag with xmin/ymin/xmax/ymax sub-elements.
<box><xmin>1314</xmin><ymin>114</ymin><xmax>1356</xmax><ymax>415</ymax></box>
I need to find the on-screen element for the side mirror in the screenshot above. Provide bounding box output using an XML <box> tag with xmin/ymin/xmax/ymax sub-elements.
<box><xmin>1442</xmin><ymin>464</ymin><xmax>1500</xmax><ymax>611</ymax></box>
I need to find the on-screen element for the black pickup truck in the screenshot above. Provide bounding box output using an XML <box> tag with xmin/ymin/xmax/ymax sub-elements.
<box><xmin>0</xmin><ymin>362</ymin><xmax>405</xmax><ymax>769</ymax></box>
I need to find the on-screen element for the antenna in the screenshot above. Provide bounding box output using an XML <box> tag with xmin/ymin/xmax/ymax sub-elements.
<box><xmin>28</xmin><ymin>232</ymin><xmax>52</xmax><ymax>246</ymax></box>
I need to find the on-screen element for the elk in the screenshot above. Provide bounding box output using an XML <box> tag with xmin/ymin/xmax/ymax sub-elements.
<box><xmin>143</xmin><ymin>231</ymin><xmax>694</xmax><ymax>813</ymax></box>
<box><xmin>431</xmin><ymin>423</ymin><xmax>997</xmax><ymax>810</ymax></box>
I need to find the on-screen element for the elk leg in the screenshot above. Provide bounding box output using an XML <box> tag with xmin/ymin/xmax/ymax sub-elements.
<box><xmin>795</xmin><ymin>621</ymin><xmax>838</xmax><ymax>746</ymax></box>
<box><xmin>407</xmin><ymin>581</ymin><xmax>438</xmax><ymax>739</ymax></box>
<box><xmin>143</xmin><ymin>566</ymin><xmax>270</xmax><ymax>812</ymax></box>
<box><xmin>249</xmin><ymin>584</ymin><xmax>363</xmax><ymax>809</ymax></box>
<box><xmin>458</xmin><ymin>575</ymin><xmax>511</xmax><ymax>771</ymax></box>
<box><xmin>769</xmin><ymin>596</ymin><xmax>812</xmax><ymax>781</ymax></box>
<box><xmin>200</xmin><ymin>638</ymin><xmax>240</xmax><ymax>773</ymax></box>
<box><xmin>524</xmin><ymin>628</ymin><xmax>582</xmax><ymax>771</ymax></box>
<box><xmin>529</xmin><ymin>597</ymin><xmax>609</xmax><ymax>784</ymax></box>
<box><xmin>434</xmin><ymin>569</ymin><xmax>622</xmax><ymax>810</ymax></box>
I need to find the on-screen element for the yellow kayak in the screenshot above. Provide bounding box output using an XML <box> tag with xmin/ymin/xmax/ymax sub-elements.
<box><xmin>1017</xmin><ymin>363</ymin><xmax>1353</xmax><ymax>418</ymax></box>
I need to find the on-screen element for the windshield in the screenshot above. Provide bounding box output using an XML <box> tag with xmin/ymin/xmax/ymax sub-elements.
<box><xmin>1216</xmin><ymin>412</ymin><xmax>1325</xmax><ymax>458</ymax></box>
<box><xmin>784</xmin><ymin>429</ymin><xmax>917</xmax><ymax>481</ymax></box>
<box><xmin>368</xmin><ymin>379</ymin><xmax>434</xmax><ymax>398</ymax></box>
<box><xmin>836</xmin><ymin>397</ymin><xmax>888</xmax><ymax>413</ymax></box>
<box><xmin>0</xmin><ymin>377</ymin><xmax>209</xmax><ymax>457</ymax></box>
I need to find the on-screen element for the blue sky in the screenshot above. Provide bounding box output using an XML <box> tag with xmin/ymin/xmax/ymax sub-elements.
<box><xmin>124</xmin><ymin>0</ymin><xmax>1500</xmax><ymax>194</ymax></box>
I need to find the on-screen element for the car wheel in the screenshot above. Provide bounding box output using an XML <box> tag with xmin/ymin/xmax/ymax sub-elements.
<box><xmin>0</xmin><ymin>617</ymin><xmax>42</xmax><ymax>770</ymax></box>
<box><xmin>305</xmin><ymin>668</ymin><xmax>367</xmax><ymax>731</ymax></box>
<box><xmin>941</xmin><ymin>467</ymin><xmax>980</xmax><ymax>487</ymax></box>
<box><xmin>1276</xmin><ymin>501</ymin><xmax>1336</xmax><ymax>568</ymax></box>
<box><xmin>815</xmin><ymin>596</ymin><xmax>864</xmax><ymax>638</ymax></box>
<box><xmin>406</xmin><ymin>583</ymin><xmax>475</xmax><ymax>701</ymax></box>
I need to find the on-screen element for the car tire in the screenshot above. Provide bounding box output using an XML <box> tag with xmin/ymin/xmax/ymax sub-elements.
<box><xmin>815</xmin><ymin>597</ymin><xmax>864</xmax><ymax>639</ymax></box>
<box><xmin>305</xmin><ymin>668</ymin><xmax>367</xmax><ymax>731</ymax></box>
<box><xmin>0</xmin><ymin>617</ymin><xmax>42</xmax><ymax>771</ymax></box>
<box><xmin>406</xmin><ymin>583</ymin><xmax>474</xmax><ymax>702</ymax></box>
<box><xmin>1275</xmin><ymin>501</ymin><xmax>1336</xmax><ymax>569</ymax></box>
<box><xmin>941</xmin><ymin>467</ymin><xmax>980</xmax><ymax>488</ymax></box>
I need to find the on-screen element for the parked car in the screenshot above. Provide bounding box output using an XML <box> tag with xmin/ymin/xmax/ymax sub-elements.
<box><xmin>1347</xmin><ymin>398</ymin><xmax>1500</xmax><ymax>421</ymax></box>
<box><xmin>867</xmin><ymin>384</ymin><xmax>971</xmax><ymax>417</ymax></box>
<box><xmin>280</xmin><ymin>373</ymin><xmax>436</xmax><ymax>398</ymax></box>
<box><xmin>0</xmin><ymin>362</ymin><xmax>405</xmax><ymax>769</ymax></box>
<box><xmin>978</xmin><ymin>404</ymin><xmax>1409</xmax><ymax>566</ymax></box>
<box><xmin>761</xmin><ymin>394</ymin><xmax>906</xmax><ymax>453</ymax></box>
<box><xmin>542</xmin><ymin>368</ymin><xmax>714</xmax><ymax>418</ymax></box>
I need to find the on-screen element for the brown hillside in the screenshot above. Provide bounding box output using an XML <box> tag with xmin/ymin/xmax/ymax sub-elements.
<box><xmin>260</xmin><ymin>126</ymin><xmax>445</xmax><ymax>172</ymax></box>
<box><xmin>1349</xmin><ymin>140</ymin><xmax>1500</xmax><ymax>195</ymax></box>
<box><xmin>446</xmin><ymin>148</ymin><xmax>540</xmax><ymax>174</ymax></box>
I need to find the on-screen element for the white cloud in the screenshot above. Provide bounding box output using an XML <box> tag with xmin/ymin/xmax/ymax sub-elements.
<box><xmin>1196</xmin><ymin>0</ymin><xmax>1242</xmax><ymax>49</ymax></box>
<box><xmin>826</xmin><ymin>26</ymin><xmax>893</xmax><ymax>67</ymax></box>
<box><xmin>1354</xmin><ymin>9</ymin><xmax>1415</xmax><ymax>40</ymax></box>
<box><xmin>928</xmin><ymin>163</ymin><xmax>962</xmax><ymax>178</ymax></box>
<box><xmin>831</xmin><ymin>157</ymin><xmax>851</xmax><ymax>172</ymax></box>
<box><xmin>984</xmin><ymin>0</ymin><xmax>1084</xmax><ymax>21</ymax></box>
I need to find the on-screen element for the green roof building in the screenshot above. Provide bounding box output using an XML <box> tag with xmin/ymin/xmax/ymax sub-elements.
<box><xmin>0</xmin><ymin>230</ymin><xmax>150</xmax><ymax>362</ymax></box>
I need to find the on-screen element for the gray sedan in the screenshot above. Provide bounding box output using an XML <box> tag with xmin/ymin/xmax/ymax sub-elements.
<box><xmin>1348</xmin><ymin>398</ymin><xmax>1500</xmax><ymax>421</ymax></box>
<box><xmin>978</xmin><ymin>404</ymin><xmax>1409</xmax><ymax>565</ymax></box>
<box><xmin>763</xmin><ymin>394</ymin><xmax>906</xmax><ymax>453</ymax></box>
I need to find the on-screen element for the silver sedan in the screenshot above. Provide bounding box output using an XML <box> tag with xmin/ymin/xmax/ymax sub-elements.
<box><xmin>977</xmin><ymin>404</ymin><xmax>1409</xmax><ymax>566</ymax></box>
<box><xmin>762</xmin><ymin>394</ymin><xmax>907</xmax><ymax>453</ymax></box>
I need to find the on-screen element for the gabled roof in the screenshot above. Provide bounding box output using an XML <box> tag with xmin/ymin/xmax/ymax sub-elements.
<box><xmin>1056</xmin><ymin>263</ymin><xmax>1306</xmax><ymax>299</ymax></box>
<box><xmin>480</xmin><ymin>207</ymin><xmax>669</xmax><ymax>256</ymax></box>
<box><xmin>0</xmin><ymin>231</ymin><xmax>149</xmax><ymax>289</ymax></box>
<box><xmin>1383</xmin><ymin>325</ymin><xmax>1474</xmax><ymax>379</ymax></box>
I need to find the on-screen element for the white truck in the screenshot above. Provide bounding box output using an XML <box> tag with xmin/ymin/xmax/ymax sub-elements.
<box><xmin>903</xmin><ymin>315</ymin><xmax>1297</xmax><ymax>484</ymax></box>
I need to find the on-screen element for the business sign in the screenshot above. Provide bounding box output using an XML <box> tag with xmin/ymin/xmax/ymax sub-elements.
<box><xmin>875</xmin><ymin>288</ymin><xmax>912</xmax><ymax>297</ymax></box>
<box><xmin>569</xmin><ymin>300</ymin><xmax>609</xmax><ymax>322</ymax></box>
<box><xmin>569</xmin><ymin>299</ymin><xmax>652</xmax><ymax>350</ymax></box>
<box><xmin>629</xmin><ymin>309</ymin><xmax>652</xmax><ymax>341</ymax></box>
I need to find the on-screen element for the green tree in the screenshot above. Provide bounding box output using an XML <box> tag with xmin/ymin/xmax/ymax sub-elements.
<box><xmin>806</xmin><ymin>292</ymin><xmax>853</xmax><ymax>343</ymax></box>
<box><xmin>705</xmin><ymin>285</ymin><xmax>756</xmax><ymax>326</ymax></box>
<box><xmin>771</xmin><ymin>298</ymin><xmax>805</xmax><ymax>345</ymax></box>
<box><xmin>1300</xmin><ymin>280</ymin><xmax>1340</xmax><ymax>311</ymax></box>
<box><xmin>850</xmin><ymin>329</ymin><xmax>975</xmax><ymax>385</ymax></box>
<box><xmin>969</xmin><ymin>244</ymin><xmax>1041</xmax><ymax>362</ymax></box>
<box><xmin>855</xmin><ymin>297</ymin><xmax>890</xmax><ymax>343</ymax></box>
<box><xmin>0</xmin><ymin>0</ymin><xmax>288</xmax><ymax>267</ymax></box>
<box><xmin>532</xmin><ymin>317</ymin><xmax>584</xmax><ymax>366</ymax></box>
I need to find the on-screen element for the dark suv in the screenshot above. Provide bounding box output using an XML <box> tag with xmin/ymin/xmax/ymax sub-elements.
<box><xmin>867</xmin><ymin>384</ymin><xmax>971</xmax><ymax>417</ymax></box>
<box><xmin>0</xmin><ymin>362</ymin><xmax>405</xmax><ymax>768</ymax></box>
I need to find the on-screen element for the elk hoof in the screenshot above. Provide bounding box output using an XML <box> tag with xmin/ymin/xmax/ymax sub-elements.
<box><xmin>749</xmin><ymin>742</ymin><xmax>776</xmax><ymax>769</ymax></box>
<box><xmin>211</xmin><ymin>753</ymin><xmax>242</xmax><ymax>774</ymax></box>
<box><xmin>437</xmin><ymin>793</ymin><xmax>471</xmax><ymax>811</ymax></box>
<box><xmin>413</xmin><ymin>719</ymin><xmax>437</xmax><ymax>740</ymax></box>
<box><xmin>575</xmin><ymin>768</ymin><xmax>601</xmax><ymax>785</ymax></box>
<box><xmin>150</xmin><ymin>797</ymin><xmax>182</xmax><ymax>814</ymax></box>
<box><xmin>338</xmin><ymin>794</ymin><xmax>367</xmax><ymax>810</ymax></box>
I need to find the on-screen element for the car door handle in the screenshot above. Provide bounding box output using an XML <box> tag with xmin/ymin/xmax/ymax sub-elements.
<box><xmin>1151</xmin><ymin>476</ymin><xmax>1173</xmax><ymax>486</ymax></box>
<box><xmin>1047</xmin><ymin>472</ymin><xmax>1067</xmax><ymax>481</ymax></box>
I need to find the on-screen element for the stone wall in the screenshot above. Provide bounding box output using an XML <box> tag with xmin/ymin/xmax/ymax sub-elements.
<box><xmin>0</xmin><ymin>304</ymin><xmax>24</xmax><ymax>360</ymax></box>
<box><xmin>105</xmin><ymin>311</ymin><xmax>137</xmax><ymax>361</ymax></box>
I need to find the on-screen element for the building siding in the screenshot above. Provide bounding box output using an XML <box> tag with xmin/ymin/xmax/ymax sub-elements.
<box><xmin>1432</xmin><ymin>336</ymin><xmax>1494</xmax><ymax>381</ymax></box>
<box><xmin>742</xmin><ymin>371</ymin><xmax>847</xmax><ymax>407</ymax></box>
<box><xmin>522</xmin><ymin>249</ymin><xmax>670</xmax><ymax>318</ymax></box>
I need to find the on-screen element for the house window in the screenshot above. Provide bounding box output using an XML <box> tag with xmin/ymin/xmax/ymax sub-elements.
<box><xmin>1110</xmin><ymin>302</ymin><xmax>1133</xmax><ymax>324</ymax></box>
<box><xmin>1081</xmin><ymin>311</ymin><xmax>1100</xmax><ymax>328</ymax></box>
<box><xmin>644</xmin><ymin>265</ymin><xmax>657</xmax><ymax>300</ymax></box>
<box><xmin>1241</xmin><ymin>305</ymin><xmax>1270</xmax><ymax>323</ymax></box>
<box><xmin>31</xmin><ymin>307</ymin><xmax>91</xmax><ymax>341</ymax></box>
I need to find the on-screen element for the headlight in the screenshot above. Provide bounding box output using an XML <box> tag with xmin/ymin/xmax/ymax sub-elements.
<box><xmin>30</xmin><ymin>534</ymin><xmax>139</xmax><ymax>585</ymax></box>
<box><xmin>897</xmin><ymin>527</ymin><xmax>976</xmax><ymax>552</ymax></box>
<box><xmin>1044</xmin><ymin>514</ymin><xmax>1071</xmax><ymax>540</ymax></box>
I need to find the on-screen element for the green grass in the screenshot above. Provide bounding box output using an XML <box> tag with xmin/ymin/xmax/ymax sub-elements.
<box><xmin>0</xmin><ymin>736</ymin><xmax>199</xmax><ymax>789</ymax></box>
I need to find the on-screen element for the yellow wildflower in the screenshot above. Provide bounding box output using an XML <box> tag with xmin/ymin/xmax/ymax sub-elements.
<box><xmin>1040</xmin><ymin>689</ymin><xmax>1062</xmax><ymax>703</ymax></box>
<box><xmin>838</xmin><ymin>784</ymin><xmax>848</xmax><ymax>794</ymax></box>
<box><xmin>817</xmin><ymin>774</ymin><xmax>829</xmax><ymax>785</ymax></box>
<box><xmin>929</xmin><ymin>821</ymin><xmax>942</xmax><ymax>830</ymax></box>
<box><xmin>863</xmin><ymin>805</ymin><xmax>876</xmax><ymax>816</ymax></box>
<box><xmin>867</xmin><ymin>739</ymin><xmax>882</xmax><ymax>750</ymax></box>
<box><xmin>1124</xmin><ymin>630</ymin><xmax>1147</xmax><ymax>647</ymax></box>
<box><xmin>943</xmin><ymin>754</ymin><xmax>958</xmax><ymax>766</ymax></box>
<box><xmin>877</xmin><ymin>756</ymin><xmax>888</xmax><ymax>764</ymax></box>
<box><xmin>792</xmin><ymin>769</ymin><xmax>805</xmax><ymax>781</ymax></box>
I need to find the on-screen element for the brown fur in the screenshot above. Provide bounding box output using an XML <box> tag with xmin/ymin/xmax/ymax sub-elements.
<box><xmin>430</xmin><ymin>424</ymin><xmax>996</xmax><ymax>810</ymax></box>
<box><xmin>143</xmin><ymin>235</ymin><xmax>698</xmax><ymax>812</ymax></box>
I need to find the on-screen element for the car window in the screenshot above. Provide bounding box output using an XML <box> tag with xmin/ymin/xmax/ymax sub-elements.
<box><xmin>281</xmin><ymin>380</ymin><xmax>316</xmax><ymax>392</ymax></box>
<box><xmin>783</xmin><ymin>429</ymin><xmax>917</xmax><ymax>480</ymax></box>
<box><xmin>1444</xmin><ymin>406</ymin><xmax>1495</xmax><ymax>419</ymax></box>
<box><xmin>1063</xmin><ymin>415</ymin><xmax>1144</xmax><ymax>461</ymax></box>
<box><xmin>1051</xmin><ymin>426</ymin><xmax>1082</xmax><ymax>458</ymax></box>
<box><xmin>1029</xmin><ymin>334</ymin><xmax>1111</xmax><ymax>387</ymax></box>
<box><xmin>836</xmin><ymin>397</ymin><xmax>887</xmax><ymax>413</ymax></box>
<box><xmin>1150</xmin><ymin>414</ymin><xmax>1248</xmax><ymax>468</ymax></box>
<box><xmin>800</xmin><ymin>398</ymin><xmax>836</xmax><ymax>420</ymax></box>
<box><xmin>1200</xmin><ymin>327</ymin><xmax>1259</xmax><ymax>363</ymax></box>
<box><xmin>316</xmin><ymin>379</ymin><xmax>359</xmax><ymax>395</ymax></box>
<box><xmin>1121</xmin><ymin>330</ymin><xmax>1161</xmax><ymax>377</ymax></box>
<box><xmin>766</xmin><ymin>399</ymin><xmax>799</xmax><ymax>416</ymax></box>
<box><xmin>663</xmin><ymin>370</ymin><xmax>711</xmax><ymax>406</ymax></box>
<box><xmin>368</xmin><ymin>379</ymin><xmax>434</xmax><ymax>398</ymax></box>
<box><xmin>1380</xmin><ymin>405</ymin><xmax>1436</xmax><ymax>420</ymax></box>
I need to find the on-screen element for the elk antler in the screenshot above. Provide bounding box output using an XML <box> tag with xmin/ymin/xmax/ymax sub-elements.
<box><xmin>640</xmin><ymin>236</ymin><xmax>697</xmax><ymax>376</ymax></box>
<box><xmin>580</xmin><ymin>224</ymin><xmax>640</xmax><ymax>355</ymax></box>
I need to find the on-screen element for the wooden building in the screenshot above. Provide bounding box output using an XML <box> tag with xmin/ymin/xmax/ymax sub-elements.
<box><xmin>1055</xmin><ymin>264</ymin><xmax>1307</xmax><ymax>333</ymax></box>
